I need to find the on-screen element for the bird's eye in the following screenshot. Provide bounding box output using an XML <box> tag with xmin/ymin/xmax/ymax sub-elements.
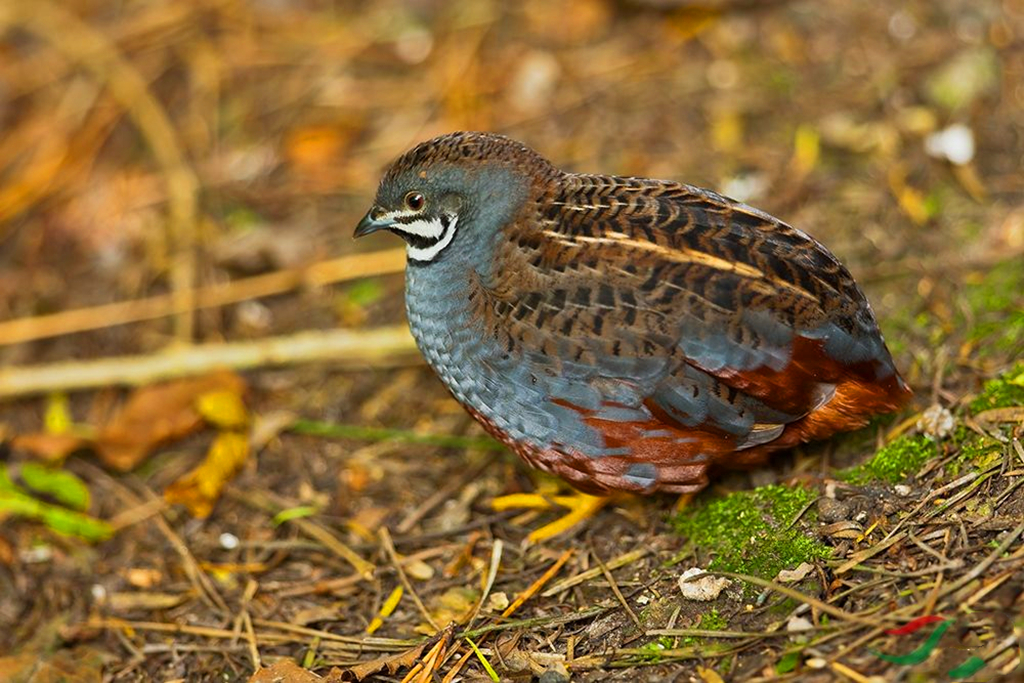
<box><xmin>404</xmin><ymin>192</ymin><xmax>425</xmax><ymax>211</ymax></box>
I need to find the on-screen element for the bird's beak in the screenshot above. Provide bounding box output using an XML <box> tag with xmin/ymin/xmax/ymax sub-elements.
<box><xmin>353</xmin><ymin>208</ymin><xmax>394</xmax><ymax>238</ymax></box>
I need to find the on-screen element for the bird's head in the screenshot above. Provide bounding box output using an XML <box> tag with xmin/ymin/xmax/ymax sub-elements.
<box><xmin>355</xmin><ymin>132</ymin><xmax>556</xmax><ymax>264</ymax></box>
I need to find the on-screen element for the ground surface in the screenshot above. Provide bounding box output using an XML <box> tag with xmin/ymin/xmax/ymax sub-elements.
<box><xmin>1</xmin><ymin>0</ymin><xmax>1023</xmax><ymax>681</ymax></box>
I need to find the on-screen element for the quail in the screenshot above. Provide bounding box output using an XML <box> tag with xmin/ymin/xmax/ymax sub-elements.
<box><xmin>355</xmin><ymin>132</ymin><xmax>911</xmax><ymax>526</ymax></box>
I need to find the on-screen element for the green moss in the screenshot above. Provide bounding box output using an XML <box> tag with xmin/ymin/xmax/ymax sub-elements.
<box><xmin>839</xmin><ymin>434</ymin><xmax>936</xmax><ymax>484</ymax></box>
<box><xmin>670</xmin><ymin>484</ymin><xmax>830</xmax><ymax>579</ymax></box>
<box><xmin>676</xmin><ymin>608</ymin><xmax>728</xmax><ymax>647</ymax></box>
<box><xmin>968</xmin><ymin>364</ymin><xmax>1024</xmax><ymax>413</ymax></box>
<box><xmin>637</xmin><ymin>635</ymin><xmax>676</xmax><ymax>661</ymax></box>
<box><xmin>718</xmin><ymin>656</ymin><xmax>733</xmax><ymax>676</ymax></box>
<box><xmin>698</xmin><ymin>608</ymin><xmax>727</xmax><ymax>631</ymax></box>
<box><xmin>947</xmin><ymin>425</ymin><xmax>1003</xmax><ymax>476</ymax></box>
<box><xmin>963</xmin><ymin>496</ymin><xmax>993</xmax><ymax>518</ymax></box>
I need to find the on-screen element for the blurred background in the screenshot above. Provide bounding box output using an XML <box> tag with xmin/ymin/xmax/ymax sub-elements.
<box><xmin>1</xmin><ymin>0</ymin><xmax>1023</xmax><ymax>679</ymax></box>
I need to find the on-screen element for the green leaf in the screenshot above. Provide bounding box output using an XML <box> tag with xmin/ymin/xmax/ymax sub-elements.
<box><xmin>0</xmin><ymin>465</ymin><xmax>113</xmax><ymax>542</ymax></box>
<box><xmin>19</xmin><ymin>462</ymin><xmax>91</xmax><ymax>511</ymax></box>
<box><xmin>465</xmin><ymin>637</ymin><xmax>500</xmax><ymax>682</ymax></box>
<box><xmin>38</xmin><ymin>504</ymin><xmax>114</xmax><ymax>542</ymax></box>
<box><xmin>272</xmin><ymin>505</ymin><xmax>319</xmax><ymax>526</ymax></box>
<box><xmin>776</xmin><ymin>651</ymin><xmax>800</xmax><ymax>674</ymax></box>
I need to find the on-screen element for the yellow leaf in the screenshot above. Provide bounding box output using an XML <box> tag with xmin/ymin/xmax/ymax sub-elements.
<box><xmin>196</xmin><ymin>390</ymin><xmax>249</xmax><ymax>430</ymax></box>
<box><xmin>44</xmin><ymin>393</ymin><xmax>72</xmax><ymax>435</ymax></box>
<box><xmin>697</xmin><ymin>666</ymin><xmax>725</xmax><ymax>683</ymax></box>
<box><xmin>793</xmin><ymin>124</ymin><xmax>820</xmax><ymax>176</ymax></box>
<box><xmin>164</xmin><ymin>432</ymin><xmax>250</xmax><ymax>518</ymax></box>
<box><xmin>415</xmin><ymin>587</ymin><xmax>478</xmax><ymax>634</ymax></box>
<box><xmin>888</xmin><ymin>166</ymin><xmax>932</xmax><ymax>225</ymax></box>
<box><xmin>366</xmin><ymin>585</ymin><xmax>404</xmax><ymax>634</ymax></box>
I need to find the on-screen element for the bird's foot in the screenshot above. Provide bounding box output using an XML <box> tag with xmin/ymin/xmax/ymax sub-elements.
<box><xmin>491</xmin><ymin>490</ymin><xmax>609</xmax><ymax>542</ymax></box>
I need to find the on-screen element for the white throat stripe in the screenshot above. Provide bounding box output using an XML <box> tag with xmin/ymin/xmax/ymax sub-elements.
<box><xmin>408</xmin><ymin>214</ymin><xmax>458</xmax><ymax>262</ymax></box>
<box><xmin>395</xmin><ymin>217</ymin><xmax>446</xmax><ymax>239</ymax></box>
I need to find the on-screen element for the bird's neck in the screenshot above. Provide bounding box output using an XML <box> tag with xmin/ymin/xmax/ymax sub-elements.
<box><xmin>404</xmin><ymin>255</ymin><xmax>477</xmax><ymax>328</ymax></box>
<box><xmin>404</xmin><ymin>257</ymin><xmax>500</xmax><ymax>412</ymax></box>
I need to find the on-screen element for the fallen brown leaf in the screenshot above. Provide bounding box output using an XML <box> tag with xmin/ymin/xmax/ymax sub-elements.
<box><xmin>10</xmin><ymin>432</ymin><xmax>91</xmax><ymax>463</ymax></box>
<box><xmin>0</xmin><ymin>614</ymin><xmax>106</xmax><ymax>683</ymax></box>
<box><xmin>246</xmin><ymin>661</ymin><xmax>350</xmax><ymax>683</ymax></box>
<box><xmin>95</xmin><ymin>371</ymin><xmax>245</xmax><ymax>471</ymax></box>
<box><xmin>341</xmin><ymin>640</ymin><xmax>430</xmax><ymax>681</ymax></box>
<box><xmin>248</xmin><ymin>660</ymin><xmax>323</xmax><ymax>683</ymax></box>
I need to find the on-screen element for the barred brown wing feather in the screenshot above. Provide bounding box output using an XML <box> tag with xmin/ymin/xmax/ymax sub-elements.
<box><xmin>482</xmin><ymin>173</ymin><xmax>906</xmax><ymax>445</ymax></box>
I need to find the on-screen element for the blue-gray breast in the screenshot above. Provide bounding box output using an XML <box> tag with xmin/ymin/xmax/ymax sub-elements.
<box><xmin>354</xmin><ymin>132</ymin><xmax>911</xmax><ymax>495</ymax></box>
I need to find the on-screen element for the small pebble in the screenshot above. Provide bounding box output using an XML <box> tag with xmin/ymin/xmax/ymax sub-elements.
<box><xmin>806</xmin><ymin>657</ymin><xmax>828</xmax><ymax>669</ymax></box>
<box><xmin>487</xmin><ymin>592</ymin><xmax>509</xmax><ymax>612</ymax></box>
<box><xmin>924</xmin><ymin>124</ymin><xmax>975</xmax><ymax>165</ymax></box>
<box><xmin>894</xmin><ymin>484</ymin><xmax>912</xmax><ymax>496</ymax></box>
<box><xmin>817</xmin><ymin>497</ymin><xmax>851</xmax><ymax>523</ymax></box>
<box><xmin>787</xmin><ymin>615</ymin><xmax>814</xmax><ymax>632</ymax></box>
<box><xmin>538</xmin><ymin>670</ymin><xmax>569</xmax><ymax>683</ymax></box>
<box><xmin>777</xmin><ymin>562</ymin><xmax>815</xmax><ymax>583</ymax></box>
<box><xmin>219</xmin><ymin>532</ymin><xmax>240</xmax><ymax>550</ymax></box>
<box><xmin>678</xmin><ymin>567</ymin><xmax>730</xmax><ymax>601</ymax></box>
<box><xmin>91</xmin><ymin>584</ymin><xmax>107</xmax><ymax>603</ymax></box>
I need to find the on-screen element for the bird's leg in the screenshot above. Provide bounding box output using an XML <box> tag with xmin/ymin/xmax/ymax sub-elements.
<box><xmin>491</xmin><ymin>489</ymin><xmax>610</xmax><ymax>543</ymax></box>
